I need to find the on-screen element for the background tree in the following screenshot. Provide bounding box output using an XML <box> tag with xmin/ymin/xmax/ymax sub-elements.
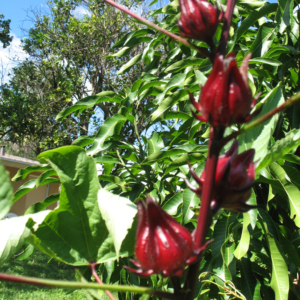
<box><xmin>0</xmin><ymin>14</ymin><xmax>12</xmax><ymax>48</ymax></box>
<box><xmin>0</xmin><ymin>0</ymin><xmax>148</xmax><ymax>155</ymax></box>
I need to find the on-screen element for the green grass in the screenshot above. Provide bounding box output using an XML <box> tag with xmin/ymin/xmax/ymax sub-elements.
<box><xmin>0</xmin><ymin>250</ymin><xmax>87</xmax><ymax>300</ymax></box>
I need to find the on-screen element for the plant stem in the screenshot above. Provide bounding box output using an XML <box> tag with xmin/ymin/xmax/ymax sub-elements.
<box><xmin>103</xmin><ymin>0</ymin><xmax>210</xmax><ymax>58</ymax></box>
<box><xmin>134</xmin><ymin>118</ymin><xmax>144</xmax><ymax>160</ymax></box>
<box><xmin>220</xmin><ymin>90</ymin><xmax>300</xmax><ymax>147</ymax></box>
<box><xmin>219</xmin><ymin>0</ymin><xmax>237</xmax><ymax>56</ymax></box>
<box><xmin>0</xmin><ymin>272</ymin><xmax>180</xmax><ymax>299</ymax></box>
<box><xmin>90</xmin><ymin>263</ymin><xmax>116</xmax><ymax>300</ymax></box>
<box><xmin>193</xmin><ymin>127</ymin><xmax>224</xmax><ymax>247</ymax></box>
<box><xmin>171</xmin><ymin>277</ymin><xmax>181</xmax><ymax>295</ymax></box>
<box><xmin>184</xmin><ymin>127</ymin><xmax>224</xmax><ymax>300</ymax></box>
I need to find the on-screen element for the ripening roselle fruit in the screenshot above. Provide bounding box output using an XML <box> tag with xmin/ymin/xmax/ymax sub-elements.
<box><xmin>124</xmin><ymin>196</ymin><xmax>203</xmax><ymax>277</ymax></box>
<box><xmin>186</xmin><ymin>140</ymin><xmax>256</xmax><ymax>212</ymax></box>
<box><xmin>178</xmin><ymin>0</ymin><xmax>223</xmax><ymax>44</ymax></box>
<box><xmin>190</xmin><ymin>52</ymin><xmax>259</xmax><ymax>127</ymax></box>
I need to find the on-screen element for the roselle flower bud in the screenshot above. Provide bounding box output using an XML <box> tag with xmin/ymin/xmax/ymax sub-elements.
<box><xmin>186</xmin><ymin>140</ymin><xmax>256</xmax><ymax>212</ymax></box>
<box><xmin>178</xmin><ymin>0</ymin><xmax>223</xmax><ymax>44</ymax></box>
<box><xmin>124</xmin><ymin>196</ymin><xmax>204</xmax><ymax>277</ymax></box>
<box><xmin>190</xmin><ymin>53</ymin><xmax>259</xmax><ymax>127</ymax></box>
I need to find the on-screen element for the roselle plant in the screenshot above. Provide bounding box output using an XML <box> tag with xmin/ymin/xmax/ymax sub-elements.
<box><xmin>1</xmin><ymin>0</ymin><xmax>300</xmax><ymax>299</ymax></box>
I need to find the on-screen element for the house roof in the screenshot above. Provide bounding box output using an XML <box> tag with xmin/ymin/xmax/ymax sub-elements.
<box><xmin>0</xmin><ymin>153</ymin><xmax>40</xmax><ymax>169</ymax></box>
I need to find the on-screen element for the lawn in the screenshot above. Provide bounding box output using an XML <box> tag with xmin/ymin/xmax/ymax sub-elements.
<box><xmin>0</xmin><ymin>250</ymin><xmax>87</xmax><ymax>300</ymax></box>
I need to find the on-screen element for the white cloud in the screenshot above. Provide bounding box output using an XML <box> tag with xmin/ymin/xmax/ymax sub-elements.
<box><xmin>0</xmin><ymin>33</ymin><xmax>29</xmax><ymax>84</ymax></box>
<box><xmin>73</xmin><ymin>6</ymin><xmax>91</xmax><ymax>18</ymax></box>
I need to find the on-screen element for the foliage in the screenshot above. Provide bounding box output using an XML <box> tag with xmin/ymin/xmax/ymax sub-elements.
<box><xmin>0</xmin><ymin>0</ymin><xmax>147</xmax><ymax>154</ymax></box>
<box><xmin>0</xmin><ymin>0</ymin><xmax>300</xmax><ymax>299</ymax></box>
<box><xmin>0</xmin><ymin>60</ymin><xmax>77</xmax><ymax>154</ymax></box>
<box><xmin>0</xmin><ymin>14</ymin><xmax>12</xmax><ymax>48</ymax></box>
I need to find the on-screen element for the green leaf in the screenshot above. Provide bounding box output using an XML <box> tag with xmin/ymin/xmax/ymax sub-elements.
<box><xmin>194</xmin><ymin>70</ymin><xmax>207</xmax><ymax>86</ymax></box>
<box><xmin>117</xmin><ymin>53</ymin><xmax>143</xmax><ymax>75</ymax></box>
<box><xmin>286</xmin><ymin>101</ymin><xmax>300</xmax><ymax>130</ymax></box>
<box><xmin>12</xmin><ymin>164</ymin><xmax>50</xmax><ymax>181</ymax></box>
<box><xmin>220</xmin><ymin>242</ymin><xmax>234</xmax><ymax>281</ymax></box>
<box><xmin>26</xmin><ymin>146</ymin><xmax>114</xmax><ymax>265</ymax></box>
<box><xmin>15</xmin><ymin>244</ymin><xmax>35</xmax><ymax>261</ymax></box>
<box><xmin>0</xmin><ymin>159</ymin><xmax>13</xmax><ymax>219</ymax></box>
<box><xmin>163</xmin><ymin>153</ymin><xmax>205</xmax><ymax>178</ymax></box>
<box><xmin>151</xmin><ymin>90</ymin><xmax>189</xmax><ymax>122</ymax></box>
<box><xmin>240</xmin><ymin>258</ymin><xmax>259</xmax><ymax>300</ymax></box>
<box><xmin>13</xmin><ymin>176</ymin><xmax>60</xmax><ymax>203</ymax></box>
<box><xmin>212</xmin><ymin>214</ymin><xmax>232</xmax><ymax>261</ymax></box>
<box><xmin>13</xmin><ymin>179</ymin><xmax>37</xmax><ymax>203</ymax></box>
<box><xmin>248</xmin><ymin>58</ymin><xmax>282</xmax><ymax>66</ymax></box>
<box><xmin>260</xmin><ymin>212</ymin><xmax>289</xmax><ymax>300</ymax></box>
<box><xmin>72</xmin><ymin>135</ymin><xmax>95</xmax><ymax>148</ymax></box>
<box><xmin>182</xmin><ymin>188</ymin><xmax>200</xmax><ymax>224</ymax></box>
<box><xmin>162</xmin><ymin>192</ymin><xmax>183</xmax><ymax>215</ymax></box>
<box><xmin>0</xmin><ymin>211</ymin><xmax>50</xmax><ymax>266</ymax></box>
<box><xmin>35</xmin><ymin>169</ymin><xmax>57</xmax><ymax>187</ymax></box>
<box><xmin>238</xmin><ymin>83</ymin><xmax>284</xmax><ymax>162</ymax></box>
<box><xmin>98</xmin><ymin>175</ymin><xmax>127</xmax><ymax>187</ymax></box>
<box><xmin>233</xmin><ymin>3</ymin><xmax>278</xmax><ymax>44</ymax></box>
<box><xmin>165</xmin><ymin>57</ymin><xmax>211</xmax><ymax>73</ymax></box>
<box><xmin>112</xmin><ymin>29</ymin><xmax>154</xmax><ymax>49</ymax></box>
<box><xmin>155</xmin><ymin>73</ymin><xmax>186</xmax><ymax>103</ymax></box>
<box><xmin>94</xmin><ymin>156</ymin><xmax>121</xmax><ymax>165</ymax></box>
<box><xmin>257</xmin><ymin>129</ymin><xmax>300</xmax><ymax>171</ymax></box>
<box><xmin>236</xmin><ymin>0</ymin><xmax>267</xmax><ymax>9</ymax></box>
<box><xmin>276</xmin><ymin>0</ymin><xmax>294</xmax><ymax>33</ymax></box>
<box><xmin>247</xmin><ymin>191</ymin><xmax>258</xmax><ymax>230</ymax></box>
<box><xmin>138</xmin><ymin>81</ymin><xmax>166</xmax><ymax>97</ymax></box>
<box><xmin>263</xmin><ymin>45</ymin><xmax>295</xmax><ymax>58</ymax></box>
<box><xmin>282</xmin><ymin>153</ymin><xmax>300</xmax><ymax>165</ymax></box>
<box><xmin>107</xmin><ymin>46</ymin><xmax>132</xmax><ymax>57</ymax></box>
<box><xmin>248</xmin><ymin>23</ymin><xmax>277</xmax><ymax>57</ymax></box>
<box><xmin>56</xmin><ymin>92</ymin><xmax>121</xmax><ymax>121</ymax></box>
<box><xmin>142</xmin><ymin>149</ymin><xmax>186</xmax><ymax>164</ymax></box>
<box><xmin>97</xmin><ymin>189</ymin><xmax>137</xmax><ymax>258</ymax></box>
<box><xmin>87</xmin><ymin>115</ymin><xmax>127</xmax><ymax>157</ymax></box>
<box><xmin>278</xmin><ymin>232</ymin><xmax>300</xmax><ymax>268</ymax></box>
<box><xmin>211</xmin><ymin>213</ymin><xmax>236</xmax><ymax>279</ymax></box>
<box><xmin>234</xmin><ymin>213</ymin><xmax>251</xmax><ymax>259</ymax></box>
<box><xmin>147</xmin><ymin>132</ymin><xmax>164</xmax><ymax>156</ymax></box>
<box><xmin>25</xmin><ymin>193</ymin><xmax>60</xmax><ymax>215</ymax></box>
<box><xmin>269</xmin><ymin>163</ymin><xmax>300</xmax><ymax>227</ymax></box>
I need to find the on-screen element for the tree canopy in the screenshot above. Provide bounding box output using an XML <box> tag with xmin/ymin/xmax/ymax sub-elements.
<box><xmin>0</xmin><ymin>14</ymin><xmax>12</xmax><ymax>48</ymax></box>
<box><xmin>0</xmin><ymin>0</ymin><xmax>147</xmax><ymax>154</ymax></box>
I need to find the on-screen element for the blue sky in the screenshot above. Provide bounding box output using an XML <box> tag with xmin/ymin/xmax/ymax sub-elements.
<box><xmin>0</xmin><ymin>1</ymin><xmax>90</xmax><ymax>84</ymax></box>
<box><xmin>0</xmin><ymin>1</ymin><xmax>48</xmax><ymax>84</ymax></box>
<box><xmin>1</xmin><ymin>0</ymin><xmax>48</xmax><ymax>38</ymax></box>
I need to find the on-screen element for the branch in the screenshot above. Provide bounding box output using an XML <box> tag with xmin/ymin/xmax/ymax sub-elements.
<box><xmin>0</xmin><ymin>272</ymin><xmax>181</xmax><ymax>299</ymax></box>
<box><xmin>184</xmin><ymin>127</ymin><xmax>224</xmax><ymax>300</ymax></box>
<box><xmin>90</xmin><ymin>263</ymin><xmax>116</xmax><ymax>300</ymax></box>
<box><xmin>219</xmin><ymin>0</ymin><xmax>237</xmax><ymax>56</ymax></box>
<box><xmin>103</xmin><ymin>0</ymin><xmax>210</xmax><ymax>57</ymax></box>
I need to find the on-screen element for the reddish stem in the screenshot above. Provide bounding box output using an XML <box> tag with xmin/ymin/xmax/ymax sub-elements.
<box><xmin>194</xmin><ymin>127</ymin><xmax>223</xmax><ymax>247</ymax></box>
<box><xmin>103</xmin><ymin>0</ymin><xmax>211</xmax><ymax>58</ymax></box>
<box><xmin>219</xmin><ymin>0</ymin><xmax>237</xmax><ymax>56</ymax></box>
<box><xmin>184</xmin><ymin>127</ymin><xmax>224</xmax><ymax>300</ymax></box>
<box><xmin>90</xmin><ymin>263</ymin><xmax>116</xmax><ymax>300</ymax></box>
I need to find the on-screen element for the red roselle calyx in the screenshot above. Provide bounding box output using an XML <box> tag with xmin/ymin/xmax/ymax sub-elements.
<box><xmin>178</xmin><ymin>0</ymin><xmax>223</xmax><ymax>45</ymax></box>
<box><xmin>125</xmin><ymin>196</ymin><xmax>207</xmax><ymax>277</ymax></box>
<box><xmin>190</xmin><ymin>52</ymin><xmax>259</xmax><ymax>128</ymax></box>
<box><xmin>186</xmin><ymin>140</ymin><xmax>256</xmax><ymax>212</ymax></box>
